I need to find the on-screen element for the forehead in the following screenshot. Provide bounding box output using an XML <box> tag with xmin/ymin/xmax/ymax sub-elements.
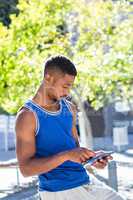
<box><xmin>56</xmin><ymin>74</ymin><xmax>75</xmax><ymax>86</ymax></box>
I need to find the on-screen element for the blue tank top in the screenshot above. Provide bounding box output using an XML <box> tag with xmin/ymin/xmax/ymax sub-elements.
<box><xmin>24</xmin><ymin>99</ymin><xmax>90</xmax><ymax>192</ymax></box>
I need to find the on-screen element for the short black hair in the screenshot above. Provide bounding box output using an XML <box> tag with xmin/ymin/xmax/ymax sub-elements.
<box><xmin>44</xmin><ymin>55</ymin><xmax>77</xmax><ymax>76</ymax></box>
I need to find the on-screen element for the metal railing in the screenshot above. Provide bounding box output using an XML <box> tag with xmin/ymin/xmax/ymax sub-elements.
<box><xmin>0</xmin><ymin>115</ymin><xmax>16</xmax><ymax>151</ymax></box>
<box><xmin>0</xmin><ymin>164</ymin><xmax>39</xmax><ymax>199</ymax></box>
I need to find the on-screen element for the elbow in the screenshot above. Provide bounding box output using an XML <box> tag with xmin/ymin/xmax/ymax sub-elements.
<box><xmin>19</xmin><ymin>165</ymin><xmax>33</xmax><ymax>177</ymax></box>
<box><xmin>22</xmin><ymin>172</ymin><xmax>30</xmax><ymax>178</ymax></box>
<box><xmin>20</xmin><ymin>167</ymin><xmax>30</xmax><ymax>177</ymax></box>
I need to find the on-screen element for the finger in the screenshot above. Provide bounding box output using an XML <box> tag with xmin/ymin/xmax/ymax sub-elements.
<box><xmin>103</xmin><ymin>156</ymin><xmax>113</xmax><ymax>161</ymax></box>
<box><xmin>82</xmin><ymin>153</ymin><xmax>92</xmax><ymax>160</ymax></box>
<box><xmin>95</xmin><ymin>159</ymin><xmax>108</xmax><ymax>168</ymax></box>
<box><xmin>95</xmin><ymin>150</ymin><xmax>103</xmax><ymax>155</ymax></box>
<box><xmin>80</xmin><ymin>153</ymin><xmax>88</xmax><ymax>160</ymax></box>
<box><xmin>92</xmin><ymin>162</ymin><xmax>106</xmax><ymax>169</ymax></box>
<box><xmin>108</xmin><ymin>156</ymin><xmax>113</xmax><ymax>160</ymax></box>
<box><xmin>81</xmin><ymin>148</ymin><xmax>96</xmax><ymax>158</ymax></box>
<box><xmin>85</xmin><ymin>149</ymin><xmax>96</xmax><ymax>157</ymax></box>
<box><xmin>95</xmin><ymin>163</ymin><xmax>106</xmax><ymax>169</ymax></box>
<box><xmin>93</xmin><ymin>162</ymin><xmax>104</xmax><ymax>169</ymax></box>
<box><xmin>101</xmin><ymin>157</ymin><xmax>108</xmax><ymax>162</ymax></box>
<box><xmin>80</xmin><ymin>155</ymin><xmax>87</xmax><ymax>163</ymax></box>
<box><xmin>81</xmin><ymin>148</ymin><xmax>95</xmax><ymax>154</ymax></box>
<box><xmin>99</xmin><ymin>159</ymin><xmax>108</xmax><ymax>164</ymax></box>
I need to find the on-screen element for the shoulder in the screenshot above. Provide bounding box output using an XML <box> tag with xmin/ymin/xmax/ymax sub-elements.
<box><xmin>15</xmin><ymin>107</ymin><xmax>36</xmax><ymax>133</ymax></box>
<box><xmin>16</xmin><ymin>107</ymin><xmax>35</xmax><ymax>123</ymax></box>
<box><xmin>64</xmin><ymin>99</ymin><xmax>77</xmax><ymax>117</ymax></box>
<box><xmin>66</xmin><ymin>99</ymin><xmax>77</xmax><ymax>111</ymax></box>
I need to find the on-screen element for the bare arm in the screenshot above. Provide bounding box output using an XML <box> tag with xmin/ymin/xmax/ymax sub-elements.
<box><xmin>16</xmin><ymin>108</ymin><xmax>95</xmax><ymax>177</ymax></box>
<box><xmin>68</xmin><ymin>102</ymin><xmax>113</xmax><ymax>170</ymax></box>
<box><xmin>15</xmin><ymin>109</ymin><xmax>69</xmax><ymax>177</ymax></box>
<box><xmin>70</xmin><ymin>103</ymin><xmax>80</xmax><ymax>147</ymax></box>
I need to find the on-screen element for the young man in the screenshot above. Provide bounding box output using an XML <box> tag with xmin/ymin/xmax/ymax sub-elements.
<box><xmin>15</xmin><ymin>55</ymin><xmax>125</xmax><ymax>200</ymax></box>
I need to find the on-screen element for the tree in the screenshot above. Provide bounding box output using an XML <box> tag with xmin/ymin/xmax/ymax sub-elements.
<box><xmin>73</xmin><ymin>0</ymin><xmax>133</xmax><ymax>110</ymax></box>
<box><xmin>0</xmin><ymin>0</ymin><xmax>74</xmax><ymax>113</ymax></box>
<box><xmin>0</xmin><ymin>0</ymin><xmax>133</xmax><ymax>114</ymax></box>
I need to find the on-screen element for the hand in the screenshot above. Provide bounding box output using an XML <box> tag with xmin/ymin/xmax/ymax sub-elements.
<box><xmin>92</xmin><ymin>151</ymin><xmax>113</xmax><ymax>169</ymax></box>
<box><xmin>66</xmin><ymin>147</ymin><xmax>96</xmax><ymax>164</ymax></box>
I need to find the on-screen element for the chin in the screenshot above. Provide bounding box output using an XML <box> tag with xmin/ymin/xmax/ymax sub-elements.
<box><xmin>56</xmin><ymin>97</ymin><xmax>62</xmax><ymax>101</ymax></box>
<box><xmin>57</xmin><ymin>97</ymin><xmax>62</xmax><ymax>101</ymax></box>
<box><xmin>52</xmin><ymin>97</ymin><xmax>58</xmax><ymax>101</ymax></box>
<box><xmin>52</xmin><ymin>97</ymin><xmax>61</xmax><ymax>102</ymax></box>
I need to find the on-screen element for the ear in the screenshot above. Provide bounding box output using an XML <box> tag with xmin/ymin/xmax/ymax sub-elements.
<box><xmin>45</xmin><ymin>74</ymin><xmax>54</xmax><ymax>84</ymax></box>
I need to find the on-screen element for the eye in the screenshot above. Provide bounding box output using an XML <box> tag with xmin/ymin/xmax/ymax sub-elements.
<box><xmin>63</xmin><ymin>86</ymin><xmax>69</xmax><ymax>89</ymax></box>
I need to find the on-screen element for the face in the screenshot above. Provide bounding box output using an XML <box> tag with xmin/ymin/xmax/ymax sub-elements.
<box><xmin>45</xmin><ymin>73</ymin><xmax>75</xmax><ymax>101</ymax></box>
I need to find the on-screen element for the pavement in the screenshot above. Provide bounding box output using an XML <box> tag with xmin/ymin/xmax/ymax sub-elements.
<box><xmin>96</xmin><ymin>150</ymin><xmax>133</xmax><ymax>200</ymax></box>
<box><xmin>113</xmin><ymin>149</ymin><xmax>133</xmax><ymax>165</ymax></box>
<box><xmin>0</xmin><ymin>147</ymin><xmax>133</xmax><ymax>200</ymax></box>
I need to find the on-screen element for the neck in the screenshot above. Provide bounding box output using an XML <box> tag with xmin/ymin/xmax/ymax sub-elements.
<box><xmin>32</xmin><ymin>82</ymin><xmax>58</xmax><ymax>107</ymax></box>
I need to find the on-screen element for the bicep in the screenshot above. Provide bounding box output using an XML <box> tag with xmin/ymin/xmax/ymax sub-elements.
<box><xmin>15</xmin><ymin>110</ymin><xmax>36</xmax><ymax>165</ymax></box>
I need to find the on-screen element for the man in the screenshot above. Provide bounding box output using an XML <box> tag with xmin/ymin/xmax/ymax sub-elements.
<box><xmin>15</xmin><ymin>55</ymin><xmax>125</xmax><ymax>200</ymax></box>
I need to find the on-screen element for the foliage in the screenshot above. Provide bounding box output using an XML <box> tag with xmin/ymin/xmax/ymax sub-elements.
<box><xmin>73</xmin><ymin>0</ymin><xmax>133</xmax><ymax>109</ymax></box>
<box><xmin>0</xmin><ymin>0</ymin><xmax>73</xmax><ymax>113</ymax></box>
<box><xmin>0</xmin><ymin>0</ymin><xmax>133</xmax><ymax>113</ymax></box>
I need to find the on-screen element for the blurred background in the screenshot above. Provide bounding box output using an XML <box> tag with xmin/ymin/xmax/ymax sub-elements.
<box><xmin>0</xmin><ymin>0</ymin><xmax>133</xmax><ymax>199</ymax></box>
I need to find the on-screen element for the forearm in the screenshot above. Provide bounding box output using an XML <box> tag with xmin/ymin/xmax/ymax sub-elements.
<box><xmin>19</xmin><ymin>151</ymin><xmax>69</xmax><ymax>177</ymax></box>
<box><xmin>75</xmin><ymin>139</ymin><xmax>80</xmax><ymax>147</ymax></box>
<box><xmin>72</xmin><ymin>126</ymin><xmax>80</xmax><ymax>147</ymax></box>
